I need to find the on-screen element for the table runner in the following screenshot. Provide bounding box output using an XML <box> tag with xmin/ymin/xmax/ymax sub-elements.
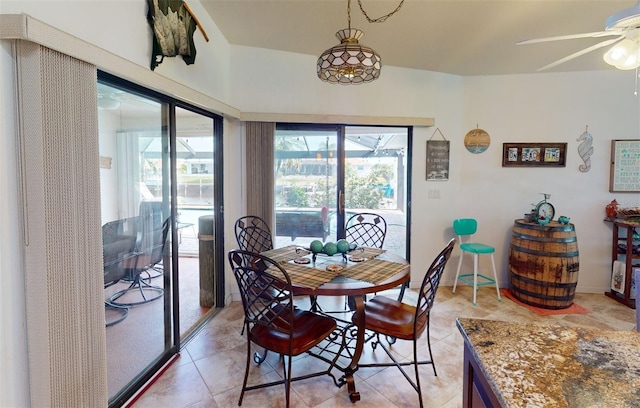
<box><xmin>278</xmin><ymin>258</ymin><xmax>407</xmax><ymax>289</ymax></box>
<box><xmin>275</xmin><ymin>262</ymin><xmax>341</xmax><ymax>290</ymax></box>
<box><xmin>260</xmin><ymin>245</ymin><xmax>310</xmax><ymax>263</ymax></box>
<box><xmin>341</xmin><ymin>259</ymin><xmax>407</xmax><ymax>285</ymax></box>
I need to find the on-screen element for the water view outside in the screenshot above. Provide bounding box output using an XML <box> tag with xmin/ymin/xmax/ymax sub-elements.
<box><xmin>140</xmin><ymin>133</ymin><xmax>214</xmax><ymax>256</ymax></box>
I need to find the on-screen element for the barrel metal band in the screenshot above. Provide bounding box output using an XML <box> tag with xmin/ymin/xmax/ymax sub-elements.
<box><xmin>515</xmin><ymin>222</ymin><xmax>576</xmax><ymax>232</ymax></box>
<box><xmin>510</xmin><ymin>245</ymin><xmax>579</xmax><ymax>257</ymax></box>
<box><xmin>510</xmin><ymin>286</ymin><xmax>575</xmax><ymax>303</ymax></box>
<box><xmin>510</xmin><ymin>272</ymin><xmax>578</xmax><ymax>289</ymax></box>
<box><xmin>511</xmin><ymin>232</ymin><xmax>577</xmax><ymax>243</ymax></box>
<box><xmin>511</xmin><ymin>294</ymin><xmax>575</xmax><ymax>309</ymax></box>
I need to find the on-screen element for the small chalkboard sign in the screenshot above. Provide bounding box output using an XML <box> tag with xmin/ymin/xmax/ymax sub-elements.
<box><xmin>426</xmin><ymin>132</ymin><xmax>450</xmax><ymax>181</ymax></box>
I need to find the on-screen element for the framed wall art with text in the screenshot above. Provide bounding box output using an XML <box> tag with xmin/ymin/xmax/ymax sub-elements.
<box><xmin>609</xmin><ymin>139</ymin><xmax>640</xmax><ymax>193</ymax></box>
<box><xmin>502</xmin><ymin>143</ymin><xmax>567</xmax><ymax>168</ymax></box>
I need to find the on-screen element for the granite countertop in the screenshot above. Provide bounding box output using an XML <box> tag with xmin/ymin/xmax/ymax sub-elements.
<box><xmin>457</xmin><ymin>318</ymin><xmax>640</xmax><ymax>408</ymax></box>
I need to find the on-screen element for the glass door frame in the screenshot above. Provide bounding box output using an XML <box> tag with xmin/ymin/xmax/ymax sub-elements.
<box><xmin>98</xmin><ymin>71</ymin><xmax>225</xmax><ymax>407</ymax></box>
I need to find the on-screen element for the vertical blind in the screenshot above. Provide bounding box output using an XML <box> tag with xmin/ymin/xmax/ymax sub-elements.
<box><xmin>16</xmin><ymin>40</ymin><xmax>107</xmax><ymax>407</ymax></box>
<box><xmin>245</xmin><ymin>122</ymin><xmax>275</xmax><ymax>229</ymax></box>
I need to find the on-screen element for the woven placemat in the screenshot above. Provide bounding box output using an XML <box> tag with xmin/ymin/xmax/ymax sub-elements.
<box><xmin>349</xmin><ymin>247</ymin><xmax>386</xmax><ymax>259</ymax></box>
<box><xmin>343</xmin><ymin>259</ymin><xmax>407</xmax><ymax>285</ymax></box>
<box><xmin>261</xmin><ymin>245</ymin><xmax>310</xmax><ymax>263</ymax></box>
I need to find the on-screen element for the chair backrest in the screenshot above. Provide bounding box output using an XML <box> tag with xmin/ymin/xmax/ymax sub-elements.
<box><xmin>151</xmin><ymin>217</ymin><xmax>170</xmax><ymax>265</ymax></box>
<box><xmin>136</xmin><ymin>215</ymin><xmax>170</xmax><ymax>262</ymax></box>
<box><xmin>453</xmin><ymin>218</ymin><xmax>478</xmax><ymax>238</ymax></box>
<box><xmin>228</xmin><ymin>249</ymin><xmax>294</xmax><ymax>346</ymax></box>
<box><xmin>102</xmin><ymin>216</ymin><xmax>140</xmax><ymax>286</ymax></box>
<box><xmin>345</xmin><ymin>212</ymin><xmax>387</xmax><ymax>248</ymax></box>
<box><xmin>414</xmin><ymin>238</ymin><xmax>456</xmax><ymax>337</ymax></box>
<box><xmin>235</xmin><ymin>215</ymin><xmax>274</xmax><ymax>253</ymax></box>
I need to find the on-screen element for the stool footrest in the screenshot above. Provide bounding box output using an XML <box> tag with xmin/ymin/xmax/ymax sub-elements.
<box><xmin>457</xmin><ymin>273</ymin><xmax>496</xmax><ymax>287</ymax></box>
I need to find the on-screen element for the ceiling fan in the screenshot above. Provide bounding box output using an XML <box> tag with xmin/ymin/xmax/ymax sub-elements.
<box><xmin>518</xmin><ymin>1</ymin><xmax>640</xmax><ymax>71</ymax></box>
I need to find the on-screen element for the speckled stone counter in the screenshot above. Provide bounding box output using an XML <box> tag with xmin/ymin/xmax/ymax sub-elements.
<box><xmin>457</xmin><ymin>318</ymin><xmax>640</xmax><ymax>407</ymax></box>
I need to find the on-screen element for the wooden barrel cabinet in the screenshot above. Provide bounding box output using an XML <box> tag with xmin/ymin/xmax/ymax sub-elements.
<box><xmin>508</xmin><ymin>219</ymin><xmax>579</xmax><ymax>309</ymax></box>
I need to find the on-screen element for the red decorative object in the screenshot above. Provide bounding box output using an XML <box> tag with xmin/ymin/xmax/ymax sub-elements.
<box><xmin>606</xmin><ymin>199</ymin><xmax>619</xmax><ymax>218</ymax></box>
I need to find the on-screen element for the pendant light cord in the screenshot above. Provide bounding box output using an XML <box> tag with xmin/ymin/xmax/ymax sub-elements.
<box><xmin>357</xmin><ymin>0</ymin><xmax>405</xmax><ymax>23</ymax></box>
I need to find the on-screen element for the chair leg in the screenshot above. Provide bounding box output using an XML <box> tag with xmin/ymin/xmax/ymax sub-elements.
<box><xmin>452</xmin><ymin>251</ymin><xmax>464</xmax><ymax>293</ymax></box>
<box><xmin>413</xmin><ymin>338</ymin><xmax>424</xmax><ymax>408</ymax></box>
<box><xmin>396</xmin><ymin>282</ymin><xmax>407</xmax><ymax>302</ymax></box>
<box><xmin>490</xmin><ymin>254</ymin><xmax>501</xmax><ymax>301</ymax></box>
<box><xmin>425</xmin><ymin>321</ymin><xmax>437</xmax><ymax>376</ymax></box>
<box><xmin>310</xmin><ymin>295</ymin><xmax>321</xmax><ymax>312</ymax></box>
<box><xmin>239</xmin><ymin>337</ymin><xmax>251</xmax><ymax>406</ymax></box>
<box><xmin>253</xmin><ymin>349</ymin><xmax>269</xmax><ymax>365</ymax></box>
<box><xmin>109</xmin><ymin>273</ymin><xmax>163</xmax><ymax>306</ymax></box>
<box><xmin>104</xmin><ymin>301</ymin><xmax>129</xmax><ymax>327</ymax></box>
<box><xmin>284</xmin><ymin>355</ymin><xmax>292</xmax><ymax>408</ymax></box>
<box><xmin>473</xmin><ymin>254</ymin><xmax>479</xmax><ymax>306</ymax></box>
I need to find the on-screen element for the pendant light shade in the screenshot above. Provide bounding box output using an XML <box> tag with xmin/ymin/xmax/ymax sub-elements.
<box><xmin>317</xmin><ymin>28</ymin><xmax>381</xmax><ymax>85</ymax></box>
<box><xmin>316</xmin><ymin>0</ymin><xmax>404</xmax><ymax>84</ymax></box>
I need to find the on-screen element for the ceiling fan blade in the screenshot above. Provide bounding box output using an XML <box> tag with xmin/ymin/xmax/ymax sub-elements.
<box><xmin>518</xmin><ymin>30</ymin><xmax>623</xmax><ymax>45</ymax></box>
<box><xmin>536</xmin><ymin>36</ymin><xmax>625</xmax><ymax>71</ymax></box>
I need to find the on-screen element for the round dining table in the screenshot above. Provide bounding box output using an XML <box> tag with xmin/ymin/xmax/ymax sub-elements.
<box><xmin>285</xmin><ymin>250</ymin><xmax>410</xmax><ymax>403</ymax></box>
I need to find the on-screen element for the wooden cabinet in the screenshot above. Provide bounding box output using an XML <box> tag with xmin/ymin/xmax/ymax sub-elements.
<box><xmin>605</xmin><ymin>219</ymin><xmax>639</xmax><ymax>309</ymax></box>
<box><xmin>462</xmin><ymin>341</ymin><xmax>502</xmax><ymax>408</ymax></box>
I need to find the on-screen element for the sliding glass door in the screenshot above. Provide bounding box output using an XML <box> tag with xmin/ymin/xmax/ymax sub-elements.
<box><xmin>343</xmin><ymin>126</ymin><xmax>410</xmax><ymax>258</ymax></box>
<box><xmin>99</xmin><ymin>80</ymin><xmax>172</xmax><ymax>406</ymax></box>
<box><xmin>98</xmin><ymin>74</ymin><xmax>224</xmax><ymax>407</ymax></box>
<box><xmin>274</xmin><ymin>124</ymin><xmax>411</xmax><ymax>258</ymax></box>
<box><xmin>275</xmin><ymin>125</ymin><xmax>340</xmax><ymax>247</ymax></box>
<box><xmin>174</xmin><ymin>106</ymin><xmax>218</xmax><ymax>339</ymax></box>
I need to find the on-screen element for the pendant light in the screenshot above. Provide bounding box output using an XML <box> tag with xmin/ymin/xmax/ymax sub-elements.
<box><xmin>317</xmin><ymin>0</ymin><xmax>404</xmax><ymax>85</ymax></box>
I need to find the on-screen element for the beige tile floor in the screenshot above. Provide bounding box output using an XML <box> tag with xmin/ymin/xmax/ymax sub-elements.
<box><xmin>129</xmin><ymin>286</ymin><xmax>637</xmax><ymax>408</ymax></box>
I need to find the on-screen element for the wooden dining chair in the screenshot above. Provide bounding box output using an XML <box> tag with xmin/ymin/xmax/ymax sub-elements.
<box><xmin>228</xmin><ymin>249</ymin><xmax>337</xmax><ymax>407</ymax></box>
<box><xmin>354</xmin><ymin>238</ymin><xmax>456</xmax><ymax>408</ymax></box>
<box><xmin>234</xmin><ymin>215</ymin><xmax>274</xmax><ymax>253</ymax></box>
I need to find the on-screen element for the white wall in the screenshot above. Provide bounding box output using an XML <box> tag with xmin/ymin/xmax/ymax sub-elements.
<box><xmin>461</xmin><ymin>72</ymin><xmax>640</xmax><ymax>292</ymax></box>
<box><xmin>1</xmin><ymin>0</ymin><xmax>233</xmax><ymax>106</ymax></box>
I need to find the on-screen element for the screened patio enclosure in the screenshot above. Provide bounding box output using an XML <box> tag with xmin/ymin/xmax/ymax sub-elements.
<box><xmin>274</xmin><ymin>125</ymin><xmax>410</xmax><ymax>258</ymax></box>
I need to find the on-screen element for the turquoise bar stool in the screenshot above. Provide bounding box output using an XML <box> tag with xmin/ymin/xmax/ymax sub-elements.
<box><xmin>452</xmin><ymin>218</ymin><xmax>501</xmax><ymax>305</ymax></box>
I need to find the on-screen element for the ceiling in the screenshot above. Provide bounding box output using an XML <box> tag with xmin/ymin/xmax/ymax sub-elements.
<box><xmin>200</xmin><ymin>0</ymin><xmax>638</xmax><ymax>76</ymax></box>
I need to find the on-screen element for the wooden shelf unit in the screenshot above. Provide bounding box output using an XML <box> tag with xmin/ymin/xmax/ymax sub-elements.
<box><xmin>605</xmin><ymin>218</ymin><xmax>639</xmax><ymax>309</ymax></box>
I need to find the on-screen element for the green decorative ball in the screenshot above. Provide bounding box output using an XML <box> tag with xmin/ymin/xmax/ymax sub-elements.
<box><xmin>336</xmin><ymin>239</ymin><xmax>350</xmax><ymax>253</ymax></box>
<box><xmin>323</xmin><ymin>242</ymin><xmax>338</xmax><ymax>256</ymax></box>
<box><xmin>310</xmin><ymin>240</ymin><xmax>324</xmax><ymax>253</ymax></box>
